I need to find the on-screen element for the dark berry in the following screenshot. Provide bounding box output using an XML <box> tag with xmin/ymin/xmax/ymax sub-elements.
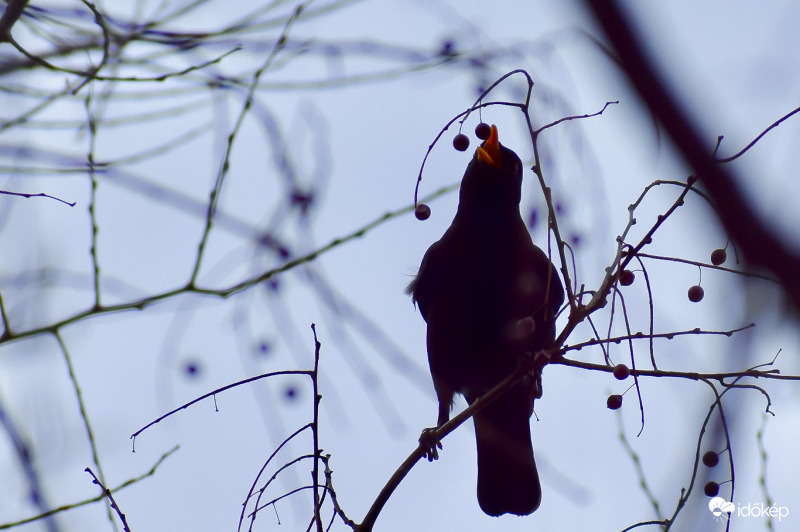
<box><xmin>415</xmin><ymin>203</ymin><xmax>431</xmax><ymax>221</ymax></box>
<box><xmin>184</xmin><ymin>361</ymin><xmax>201</xmax><ymax>378</ymax></box>
<box><xmin>688</xmin><ymin>285</ymin><xmax>705</xmax><ymax>302</ymax></box>
<box><xmin>284</xmin><ymin>385</ymin><xmax>298</xmax><ymax>401</ymax></box>
<box><xmin>703</xmin><ymin>451</ymin><xmax>720</xmax><ymax>467</ymax></box>
<box><xmin>704</xmin><ymin>481</ymin><xmax>719</xmax><ymax>497</ymax></box>
<box><xmin>439</xmin><ymin>40</ymin><xmax>454</xmax><ymax>56</ymax></box>
<box><xmin>290</xmin><ymin>189</ymin><xmax>314</xmax><ymax>211</ymax></box>
<box><xmin>453</xmin><ymin>133</ymin><xmax>470</xmax><ymax>151</ymax></box>
<box><xmin>607</xmin><ymin>394</ymin><xmax>622</xmax><ymax>410</ymax></box>
<box><xmin>613</xmin><ymin>364</ymin><xmax>630</xmax><ymax>380</ymax></box>
<box><xmin>619</xmin><ymin>270</ymin><xmax>635</xmax><ymax>286</ymax></box>
<box><xmin>711</xmin><ymin>248</ymin><xmax>727</xmax><ymax>266</ymax></box>
<box><xmin>475</xmin><ymin>122</ymin><xmax>491</xmax><ymax>140</ymax></box>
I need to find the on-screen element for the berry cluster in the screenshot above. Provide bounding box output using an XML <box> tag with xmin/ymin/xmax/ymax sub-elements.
<box><xmin>617</xmin><ymin>247</ymin><xmax>730</xmax><ymax>303</ymax></box>
<box><xmin>606</xmin><ymin>364</ymin><xmax>630</xmax><ymax>410</ymax></box>
<box><xmin>415</xmin><ymin>122</ymin><xmax>495</xmax><ymax>221</ymax></box>
<box><xmin>702</xmin><ymin>450</ymin><xmax>723</xmax><ymax>496</ymax></box>
<box><xmin>452</xmin><ymin>122</ymin><xmax>492</xmax><ymax>152</ymax></box>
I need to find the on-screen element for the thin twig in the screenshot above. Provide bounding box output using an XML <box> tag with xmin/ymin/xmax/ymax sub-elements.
<box><xmin>715</xmin><ymin>105</ymin><xmax>800</xmax><ymax>163</ymax></box>
<box><xmin>0</xmin><ymin>189</ymin><xmax>75</xmax><ymax>207</ymax></box>
<box><xmin>85</xmin><ymin>468</ymin><xmax>131</xmax><ymax>532</ymax></box>
<box><xmin>0</xmin><ymin>447</ymin><xmax>177</xmax><ymax>530</ymax></box>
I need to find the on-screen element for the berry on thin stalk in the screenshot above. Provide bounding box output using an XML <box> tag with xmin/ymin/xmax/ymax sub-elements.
<box><xmin>453</xmin><ymin>133</ymin><xmax>470</xmax><ymax>151</ymax></box>
<box><xmin>688</xmin><ymin>285</ymin><xmax>705</xmax><ymax>303</ymax></box>
<box><xmin>607</xmin><ymin>394</ymin><xmax>622</xmax><ymax>410</ymax></box>
<box><xmin>475</xmin><ymin>122</ymin><xmax>491</xmax><ymax>140</ymax></box>
<box><xmin>703</xmin><ymin>451</ymin><xmax>720</xmax><ymax>467</ymax></box>
<box><xmin>619</xmin><ymin>270</ymin><xmax>635</xmax><ymax>286</ymax></box>
<box><xmin>415</xmin><ymin>204</ymin><xmax>431</xmax><ymax>221</ymax></box>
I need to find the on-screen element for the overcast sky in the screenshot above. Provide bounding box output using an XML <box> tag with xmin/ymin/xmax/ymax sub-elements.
<box><xmin>2</xmin><ymin>1</ymin><xmax>800</xmax><ymax>531</ymax></box>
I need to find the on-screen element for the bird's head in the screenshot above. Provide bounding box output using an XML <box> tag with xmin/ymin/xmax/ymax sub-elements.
<box><xmin>458</xmin><ymin>124</ymin><xmax>524</xmax><ymax>212</ymax></box>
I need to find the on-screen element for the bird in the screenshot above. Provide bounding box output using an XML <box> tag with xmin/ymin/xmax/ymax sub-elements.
<box><xmin>407</xmin><ymin>124</ymin><xmax>564</xmax><ymax>517</ymax></box>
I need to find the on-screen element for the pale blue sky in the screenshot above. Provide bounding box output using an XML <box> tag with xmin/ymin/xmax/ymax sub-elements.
<box><xmin>1</xmin><ymin>1</ymin><xmax>799</xmax><ymax>531</ymax></box>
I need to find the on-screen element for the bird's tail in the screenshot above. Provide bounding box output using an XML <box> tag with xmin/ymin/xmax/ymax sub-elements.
<box><xmin>473</xmin><ymin>382</ymin><xmax>540</xmax><ymax>516</ymax></box>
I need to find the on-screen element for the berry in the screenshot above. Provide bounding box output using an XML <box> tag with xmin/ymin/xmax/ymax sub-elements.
<box><xmin>475</xmin><ymin>122</ymin><xmax>491</xmax><ymax>140</ymax></box>
<box><xmin>415</xmin><ymin>203</ymin><xmax>431</xmax><ymax>221</ymax></box>
<box><xmin>607</xmin><ymin>394</ymin><xmax>622</xmax><ymax>410</ymax></box>
<box><xmin>184</xmin><ymin>360</ymin><xmax>201</xmax><ymax>378</ymax></box>
<box><xmin>613</xmin><ymin>364</ymin><xmax>630</xmax><ymax>380</ymax></box>
<box><xmin>704</xmin><ymin>481</ymin><xmax>719</xmax><ymax>497</ymax></box>
<box><xmin>703</xmin><ymin>451</ymin><xmax>720</xmax><ymax>467</ymax></box>
<box><xmin>619</xmin><ymin>270</ymin><xmax>635</xmax><ymax>286</ymax></box>
<box><xmin>284</xmin><ymin>385</ymin><xmax>298</xmax><ymax>401</ymax></box>
<box><xmin>453</xmin><ymin>133</ymin><xmax>470</xmax><ymax>151</ymax></box>
<box><xmin>711</xmin><ymin>248</ymin><xmax>727</xmax><ymax>266</ymax></box>
<box><xmin>688</xmin><ymin>285</ymin><xmax>705</xmax><ymax>302</ymax></box>
<box><xmin>439</xmin><ymin>40</ymin><xmax>454</xmax><ymax>56</ymax></box>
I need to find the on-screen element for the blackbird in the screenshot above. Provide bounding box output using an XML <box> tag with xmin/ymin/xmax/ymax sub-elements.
<box><xmin>407</xmin><ymin>125</ymin><xmax>564</xmax><ymax>517</ymax></box>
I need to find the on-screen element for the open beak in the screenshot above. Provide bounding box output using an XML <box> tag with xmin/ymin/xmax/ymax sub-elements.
<box><xmin>476</xmin><ymin>124</ymin><xmax>502</xmax><ymax>169</ymax></box>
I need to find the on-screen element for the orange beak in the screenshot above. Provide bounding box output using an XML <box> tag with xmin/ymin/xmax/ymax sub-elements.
<box><xmin>476</xmin><ymin>124</ymin><xmax>501</xmax><ymax>169</ymax></box>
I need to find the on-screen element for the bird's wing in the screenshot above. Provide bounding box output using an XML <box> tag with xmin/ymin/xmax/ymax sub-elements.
<box><xmin>405</xmin><ymin>238</ymin><xmax>447</xmax><ymax>322</ymax></box>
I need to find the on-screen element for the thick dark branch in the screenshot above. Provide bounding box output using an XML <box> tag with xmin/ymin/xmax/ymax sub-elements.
<box><xmin>586</xmin><ymin>0</ymin><xmax>800</xmax><ymax>313</ymax></box>
<box><xmin>0</xmin><ymin>0</ymin><xmax>28</xmax><ymax>42</ymax></box>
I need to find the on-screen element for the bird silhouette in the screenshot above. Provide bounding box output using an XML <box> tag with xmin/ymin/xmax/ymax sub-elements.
<box><xmin>407</xmin><ymin>124</ymin><xmax>564</xmax><ymax>516</ymax></box>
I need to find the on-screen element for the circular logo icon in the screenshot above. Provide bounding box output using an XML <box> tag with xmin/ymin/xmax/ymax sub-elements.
<box><xmin>708</xmin><ymin>496</ymin><xmax>735</xmax><ymax>517</ymax></box>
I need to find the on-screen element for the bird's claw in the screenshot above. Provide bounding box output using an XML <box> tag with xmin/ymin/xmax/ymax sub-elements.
<box><xmin>419</xmin><ymin>427</ymin><xmax>443</xmax><ymax>461</ymax></box>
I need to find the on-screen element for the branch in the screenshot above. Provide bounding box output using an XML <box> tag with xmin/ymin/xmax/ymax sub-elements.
<box><xmin>533</xmin><ymin>99</ymin><xmax>618</xmax><ymax>136</ymax></box>
<box><xmin>0</xmin><ymin>0</ymin><xmax>28</xmax><ymax>42</ymax></box>
<box><xmin>556</xmin><ymin>356</ymin><xmax>799</xmax><ymax>384</ymax></box>
<box><xmin>562</xmin><ymin>324</ymin><xmax>755</xmax><ymax>353</ymax></box>
<box><xmin>356</xmin><ymin>356</ymin><xmax>539</xmax><ymax>531</ymax></box>
<box><xmin>131</xmin><ymin>370</ymin><xmax>313</xmax><ymax>446</ymax></box>
<box><xmin>0</xmin><ymin>446</ymin><xmax>177</xmax><ymax>530</ymax></box>
<box><xmin>85</xmin><ymin>467</ymin><xmax>131</xmax><ymax>532</ymax></box>
<box><xmin>585</xmin><ymin>0</ymin><xmax>800</xmax><ymax>313</ymax></box>
<box><xmin>715</xmin><ymin>105</ymin><xmax>800</xmax><ymax>163</ymax></box>
<box><xmin>1</xmin><ymin>184</ymin><xmax>449</xmax><ymax>345</ymax></box>
<box><xmin>0</xmin><ymin>189</ymin><xmax>75</xmax><ymax>207</ymax></box>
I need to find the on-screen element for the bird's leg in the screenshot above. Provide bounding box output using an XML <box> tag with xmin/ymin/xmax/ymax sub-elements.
<box><xmin>418</xmin><ymin>400</ymin><xmax>449</xmax><ymax>461</ymax></box>
<box><xmin>418</xmin><ymin>428</ymin><xmax>443</xmax><ymax>461</ymax></box>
